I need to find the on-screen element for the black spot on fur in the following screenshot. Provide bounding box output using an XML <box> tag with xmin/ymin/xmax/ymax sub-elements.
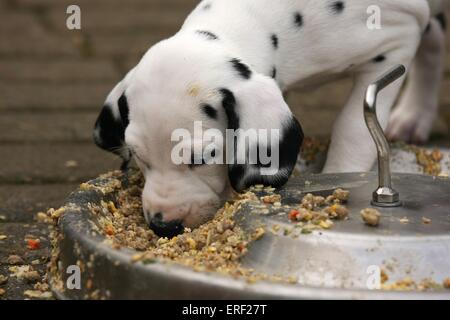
<box><xmin>196</xmin><ymin>30</ymin><xmax>219</xmax><ymax>40</ymax></box>
<box><xmin>229</xmin><ymin>116</ymin><xmax>304</xmax><ymax>191</ymax></box>
<box><xmin>276</xmin><ymin>117</ymin><xmax>304</xmax><ymax>183</ymax></box>
<box><xmin>218</xmin><ymin>86</ymin><xmax>304</xmax><ymax>192</ymax></box>
<box><xmin>228</xmin><ymin>165</ymin><xmax>246</xmax><ymax>191</ymax></box>
<box><xmin>203</xmin><ymin>3</ymin><xmax>211</xmax><ymax>10</ymax></box>
<box><xmin>219</xmin><ymin>88</ymin><xmax>239</xmax><ymax>130</ymax></box>
<box><xmin>202</xmin><ymin>104</ymin><xmax>218</xmax><ymax>119</ymax></box>
<box><xmin>272</xmin><ymin>67</ymin><xmax>277</xmax><ymax>79</ymax></box>
<box><xmin>271</xmin><ymin>34</ymin><xmax>279</xmax><ymax>49</ymax></box>
<box><xmin>294</xmin><ymin>12</ymin><xmax>304</xmax><ymax>27</ymax></box>
<box><xmin>435</xmin><ymin>13</ymin><xmax>447</xmax><ymax>31</ymax></box>
<box><xmin>94</xmin><ymin>94</ymin><xmax>130</xmax><ymax>159</ymax></box>
<box><xmin>230</xmin><ymin>58</ymin><xmax>252</xmax><ymax>80</ymax></box>
<box><xmin>373</xmin><ymin>55</ymin><xmax>386</xmax><ymax>63</ymax></box>
<box><xmin>330</xmin><ymin>1</ymin><xmax>345</xmax><ymax>14</ymax></box>
<box><xmin>118</xmin><ymin>94</ymin><xmax>130</xmax><ymax>128</ymax></box>
<box><xmin>94</xmin><ymin>105</ymin><xmax>125</xmax><ymax>153</ymax></box>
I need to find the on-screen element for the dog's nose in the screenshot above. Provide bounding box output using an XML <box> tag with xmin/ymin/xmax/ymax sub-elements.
<box><xmin>149</xmin><ymin>212</ymin><xmax>184</xmax><ymax>238</ymax></box>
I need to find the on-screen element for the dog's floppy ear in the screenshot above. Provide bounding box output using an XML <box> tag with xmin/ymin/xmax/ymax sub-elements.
<box><xmin>93</xmin><ymin>69</ymin><xmax>135</xmax><ymax>168</ymax></box>
<box><xmin>223</xmin><ymin>74</ymin><xmax>304</xmax><ymax>192</ymax></box>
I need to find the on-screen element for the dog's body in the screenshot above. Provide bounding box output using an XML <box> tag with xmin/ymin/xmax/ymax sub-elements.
<box><xmin>183</xmin><ymin>0</ymin><xmax>448</xmax><ymax>172</ymax></box>
<box><xmin>184</xmin><ymin>0</ymin><xmax>428</xmax><ymax>91</ymax></box>
<box><xmin>94</xmin><ymin>0</ymin><xmax>449</xmax><ymax>234</ymax></box>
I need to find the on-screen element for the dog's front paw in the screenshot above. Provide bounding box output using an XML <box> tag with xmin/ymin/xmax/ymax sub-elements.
<box><xmin>386</xmin><ymin>107</ymin><xmax>436</xmax><ymax>144</ymax></box>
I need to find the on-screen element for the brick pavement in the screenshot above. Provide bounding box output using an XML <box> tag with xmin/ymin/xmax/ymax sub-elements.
<box><xmin>0</xmin><ymin>0</ymin><xmax>449</xmax><ymax>299</ymax></box>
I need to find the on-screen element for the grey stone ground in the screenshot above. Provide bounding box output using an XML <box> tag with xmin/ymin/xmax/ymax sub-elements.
<box><xmin>0</xmin><ymin>0</ymin><xmax>449</xmax><ymax>299</ymax></box>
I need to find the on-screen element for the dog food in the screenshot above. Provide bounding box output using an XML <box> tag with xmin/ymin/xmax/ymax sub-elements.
<box><xmin>396</xmin><ymin>143</ymin><xmax>444</xmax><ymax>176</ymax></box>
<box><xmin>6</xmin><ymin>255</ymin><xmax>24</xmax><ymax>265</ymax></box>
<box><xmin>87</xmin><ymin>171</ymin><xmax>295</xmax><ymax>284</ymax></box>
<box><xmin>382</xmin><ymin>277</ymin><xmax>445</xmax><ymax>291</ymax></box>
<box><xmin>26</xmin><ymin>239</ymin><xmax>41</xmax><ymax>250</ymax></box>
<box><xmin>360</xmin><ymin>208</ymin><xmax>381</xmax><ymax>227</ymax></box>
<box><xmin>331</xmin><ymin>188</ymin><xmax>350</xmax><ymax>202</ymax></box>
<box><xmin>288</xmin><ymin>190</ymin><xmax>350</xmax><ymax>230</ymax></box>
<box><xmin>415</xmin><ymin>149</ymin><xmax>443</xmax><ymax>176</ymax></box>
<box><xmin>300</xmin><ymin>137</ymin><xmax>329</xmax><ymax>164</ymax></box>
<box><xmin>9</xmin><ymin>265</ymin><xmax>40</xmax><ymax>283</ymax></box>
<box><xmin>80</xmin><ymin>171</ymin><xmax>351</xmax><ymax>284</ymax></box>
<box><xmin>422</xmin><ymin>217</ymin><xmax>432</xmax><ymax>224</ymax></box>
<box><xmin>45</xmin><ymin>169</ymin><xmax>450</xmax><ymax>295</ymax></box>
<box><xmin>444</xmin><ymin>278</ymin><xmax>450</xmax><ymax>289</ymax></box>
<box><xmin>23</xmin><ymin>290</ymin><xmax>53</xmax><ymax>300</ymax></box>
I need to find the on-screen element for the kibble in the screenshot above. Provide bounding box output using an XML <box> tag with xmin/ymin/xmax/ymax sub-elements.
<box><xmin>443</xmin><ymin>278</ymin><xmax>450</xmax><ymax>289</ymax></box>
<box><xmin>90</xmin><ymin>171</ymin><xmax>294</xmax><ymax>284</ymax></box>
<box><xmin>6</xmin><ymin>255</ymin><xmax>24</xmax><ymax>265</ymax></box>
<box><xmin>360</xmin><ymin>208</ymin><xmax>381</xmax><ymax>227</ymax></box>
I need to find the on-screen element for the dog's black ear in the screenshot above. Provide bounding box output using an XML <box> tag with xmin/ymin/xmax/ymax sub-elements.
<box><xmin>222</xmin><ymin>74</ymin><xmax>304</xmax><ymax>192</ymax></box>
<box><xmin>93</xmin><ymin>69</ymin><xmax>135</xmax><ymax>165</ymax></box>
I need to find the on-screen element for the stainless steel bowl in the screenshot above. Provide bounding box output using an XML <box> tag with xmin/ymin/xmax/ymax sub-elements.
<box><xmin>50</xmin><ymin>171</ymin><xmax>450</xmax><ymax>300</ymax></box>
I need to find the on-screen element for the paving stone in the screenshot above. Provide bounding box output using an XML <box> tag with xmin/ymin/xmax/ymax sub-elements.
<box><xmin>446</xmin><ymin>53</ymin><xmax>450</xmax><ymax>74</ymax></box>
<box><xmin>0</xmin><ymin>29</ymin><xmax>81</xmax><ymax>58</ymax></box>
<box><xmin>14</xmin><ymin>0</ymin><xmax>199</xmax><ymax>14</ymax></box>
<box><xmin>0</xmin><ymin>223</ymin><xmax>52</xmax><ymax>300</ymax></box>
<box><xmin>0</xmin><ymin>263</ymin><xmax>52</xmax><ymax>300</ymax></box>
<box><xmin>122</xmin><ymin>54</ymin><xmax>145</xmax><ymax>72</ymax></box>
<box><xmin>0</xmin><ymin>83</ymin><xmax>114</xmax><ymax>111</ymax></box>
<box><xmin>0</xmin><ymin>184</ymin><xmax>79</xmax><ymax>223</ymax></box>
<box><xmin>91</xmin><ymin>33</ymin><xmax>167</xmax><ymax>58</ymax></box>
<box><xmin>0</xmin><ymin>11</ymin><xmax>41</xmax><ymax>33</ymax></box>
<box><xmin>60</xmin><ymin>8</ymin><xmax>186</xmax><ymax>34</ymax></box>
<box><xmin>15</xmin><ymin>0</ymin><xmax>195</xmax><ymax>10</ymax></box>
<box><xmin>0</xmin><ymin>223</ymin><xmax>51</xmax><ymax>262</ymax></box>
<box><xmin>293</xmin><ymin>108</ymin><xmax>338</xmax><ymax>137</ymax></box>
<box><xmin>287</xmin><ymin>78</ymin><xmax>353</xmax><ymax>111</ymax></box>
<box><xmin>0</xmin><ymin>144</ymin><xmax>120</xmax><ymax>184</ymax></box>
<box><xmin>0</xmin><ymin>59</ymin><xmax>119</xmax><ymax>83</ymax></box>
<box><xmin>0</xmin><ymin>112</ymin><xmax>98</xmax><ymax>142</ymax></box>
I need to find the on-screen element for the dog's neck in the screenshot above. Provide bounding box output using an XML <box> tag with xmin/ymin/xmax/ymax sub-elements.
<box><xmin>176</xmin><ymin>29</ymin><xmax>278</xmax><ymax>81</ymax></box>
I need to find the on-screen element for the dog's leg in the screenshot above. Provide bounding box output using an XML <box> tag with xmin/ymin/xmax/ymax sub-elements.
<box><xmin>323</xmin><ymin>35</ymin><xmax>422</xmax><ymax>173</ymax></box>
<box><xmin>322</xmin><ymin>73</ymin><xmax>404</xmax><ymax>173</ymax></box>
<box><xmin>386</xmin><ymin>17</ymin><xmax>447</xmax><ymax>144</ymax></box>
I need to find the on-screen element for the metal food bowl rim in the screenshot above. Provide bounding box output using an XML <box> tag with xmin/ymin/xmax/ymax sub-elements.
<box><xmin>50</xmin><ymin>171</ymin><xmax>450</xmax><ymax>300</ymax></box>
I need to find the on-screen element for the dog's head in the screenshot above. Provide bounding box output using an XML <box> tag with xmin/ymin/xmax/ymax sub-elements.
<box><xmin>94</xmin><ymin>36</ymin><xmax>303</xmax><ymax>237</ymax></box>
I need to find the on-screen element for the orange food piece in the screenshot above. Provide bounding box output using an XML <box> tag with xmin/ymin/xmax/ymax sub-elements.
<box><xmin>288</xmin><ymin>210</ymin><xmax>300</xmax><ymax>222</ymax></box>
<box><xmin>431</xmin><ymin>150</ymin><xmax>443</xmax><ymax>162</ymax></box>
<box><xmin>104</xmin><ymin>225</ymin><xmax>115</xmax><ymax>236</ymax></box>
<box><xmin>27</xmin><ymin>239</ymin><xmax>40</xmax><ymax>250</ymax></box>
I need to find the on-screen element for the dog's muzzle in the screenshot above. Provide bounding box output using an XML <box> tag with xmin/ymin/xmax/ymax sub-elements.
<box><xmin>148</xmin><ymin>212</ymin><xmax>184</xmax><ymax>238</ymax></box>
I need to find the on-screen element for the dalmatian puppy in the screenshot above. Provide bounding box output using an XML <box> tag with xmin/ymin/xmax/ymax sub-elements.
<box><xmin>94</xmin><ymin>0</ymin><xmax>449</xmax><ymax>237</ymax></box>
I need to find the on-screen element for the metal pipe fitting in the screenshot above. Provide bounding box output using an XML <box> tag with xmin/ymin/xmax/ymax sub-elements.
<box><xmin>364</xmin><ymin>65</ymin><xmax>406</xmax><ymax>207</ymax></box>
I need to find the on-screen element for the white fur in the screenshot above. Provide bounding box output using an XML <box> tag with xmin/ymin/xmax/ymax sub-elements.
<box><xmin>102</xmin><ymin>0</ymin><xmax>449</xmax><ymax>227</ymax></box>
<box><xmin>386</xmin><ymin>17</ymin><xmax>447</xmax><ymax>143</ymax></box>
